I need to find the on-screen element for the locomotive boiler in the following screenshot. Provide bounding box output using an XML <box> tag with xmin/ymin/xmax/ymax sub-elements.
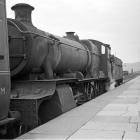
<box><xmin>8</xmin><ymin>3</ymin><xmax>92</xmax><ymax>79</ymax></box>
<box><xmin>0</xmin><ymin>2</ymin><xmax>123</xmax><ymax>138</ymax></box>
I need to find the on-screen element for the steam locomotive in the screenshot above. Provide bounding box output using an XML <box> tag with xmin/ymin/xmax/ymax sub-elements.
<box><xmin>0</xmin><ymin>2</ymin><xmax>123</xmax><ymax>138</ymax></box>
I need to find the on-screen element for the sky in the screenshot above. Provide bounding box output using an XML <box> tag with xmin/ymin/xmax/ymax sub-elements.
<box><xmin>6</xmin><ymin>0</ymin><xmax>140</xmax><ymax>63</ymax></box>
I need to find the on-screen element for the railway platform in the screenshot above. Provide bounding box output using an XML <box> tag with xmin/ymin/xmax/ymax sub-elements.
<box><xmin>17</xmin><ymin>76</ymin><xmax>140</xmax><ymax>140</ymax></box>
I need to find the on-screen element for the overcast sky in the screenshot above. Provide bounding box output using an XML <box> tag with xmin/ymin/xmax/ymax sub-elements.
<box><xmin>6</xmin><ymin>0</ymin><xmax>140</xmax><ymax>63</ymax></box>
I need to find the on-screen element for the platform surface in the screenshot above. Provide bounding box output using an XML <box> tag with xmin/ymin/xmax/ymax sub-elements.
<box><xmin>17</xmin><ymin>76</ymin><xmax>140</xmax><ymax>140</ymax></box>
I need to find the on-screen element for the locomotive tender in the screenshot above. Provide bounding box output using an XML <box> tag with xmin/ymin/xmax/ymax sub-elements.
<box><xmin>0</xmin><ymin>2</ymin><xmax>123</xmax><ymax>137</ymax></box>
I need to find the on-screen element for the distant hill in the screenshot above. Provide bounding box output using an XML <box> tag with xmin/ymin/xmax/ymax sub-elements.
<box><xmin>123</xmin><ymin>62</ymin><xmax>140</xmax><ymax>72</ymax></box>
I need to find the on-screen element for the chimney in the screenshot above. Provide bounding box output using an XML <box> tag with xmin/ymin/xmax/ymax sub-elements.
<box><xmin>11</xmin><ymin>3</ymin><xmax>34</xmax><ymax>25</ymax></box>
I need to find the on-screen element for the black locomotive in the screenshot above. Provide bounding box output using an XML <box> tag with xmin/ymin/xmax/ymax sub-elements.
<box><xmin>0</xmin><ymin>2</ymin><xmax>123</xmax><ymax>138</ymax></box>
